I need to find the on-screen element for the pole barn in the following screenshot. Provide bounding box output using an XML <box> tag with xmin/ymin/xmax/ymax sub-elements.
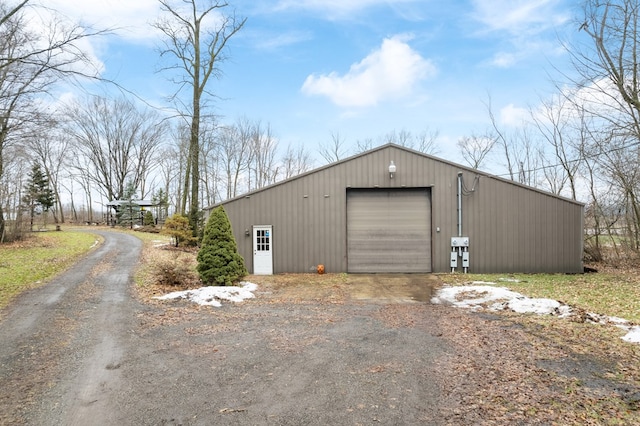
<box><xmin>206</xmin><ymin>144</ymin><xmax>583</xmax><ymax>275</ymax></box>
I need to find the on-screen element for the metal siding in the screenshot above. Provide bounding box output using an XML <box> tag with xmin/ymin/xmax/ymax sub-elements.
<box><xmin>449</xmin><ymin>170</ymin><xmax>583</xmax><ymax>274</ymax></box>
<box><xmin>215</xmin><ymin>144</ymin><xmax>584</xmax><ymax>274</ymax></box>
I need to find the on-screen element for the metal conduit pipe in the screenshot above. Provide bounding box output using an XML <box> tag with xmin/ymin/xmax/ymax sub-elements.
<box><xmin>457</xmin><ymin>171</ymin><xmax>463</xmax><ymax>237</ymax></box>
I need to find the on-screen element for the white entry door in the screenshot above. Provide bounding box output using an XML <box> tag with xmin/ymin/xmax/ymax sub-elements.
<box><xmin>253</xmin><ymin>225</ymin><xmax>273</xmax><ymax>275</ymax></box>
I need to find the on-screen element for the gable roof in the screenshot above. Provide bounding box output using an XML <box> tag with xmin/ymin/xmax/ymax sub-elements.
<box><xmin>207</xmin><ymin>143</ymin><xmax>583</xmax><ymax>209</ymax></box>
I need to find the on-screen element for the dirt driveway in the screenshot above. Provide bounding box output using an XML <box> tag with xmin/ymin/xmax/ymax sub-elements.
<box><xmin>2</xmin><ymin>230</ymin><xmax>639</xmax><ymax>425</ymax></box>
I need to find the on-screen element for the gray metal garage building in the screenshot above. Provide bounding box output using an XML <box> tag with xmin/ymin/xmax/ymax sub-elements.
<box><xmin>209</xmin><ymin>144</ymin><xmax>583</xmax><ymax>275</ymax></box>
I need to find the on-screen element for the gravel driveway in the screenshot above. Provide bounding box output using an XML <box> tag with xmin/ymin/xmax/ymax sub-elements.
<box><xmin>5</xmin><ymin>230</ymin><xmax>637</xmax><ymax>424</ymax></box>
<box><xmin>0</xmin><ymin>230</ymin><xmax>451</xmax><ymax>425</ymax></box>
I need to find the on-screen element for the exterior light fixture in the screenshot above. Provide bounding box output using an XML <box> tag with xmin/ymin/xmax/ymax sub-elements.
<box><xmin>388</xmin><ymin>160</ymin><xmax>396</xmax><ymax>179</ymax></box>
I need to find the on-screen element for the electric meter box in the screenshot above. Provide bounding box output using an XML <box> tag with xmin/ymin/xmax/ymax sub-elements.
<box><xmin>451</xmin><ymin>237</ymin><xmax>469</xmax><ymax>247</ymax></box>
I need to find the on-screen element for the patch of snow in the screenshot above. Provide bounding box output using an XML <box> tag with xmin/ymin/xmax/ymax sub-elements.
<box><xmin>432</xmin><ymin>284</ymin><xmax>639</xmax><ymax>344</ymax></box>
<box><xmin>155</xmin><ymin>282</ymin><xmax>258</xmax><ymax>307</ymax></box>
<box><xmin>431</xmin><ymin>285</ymin><xmax>521</xmax><ymax>310</ymax></box>
<box><xmin>622</xmin><ymin>326</ymin><xmax>640</xmax><ymax>343</ymax></box>
<box><xmin>506</xmin><ymin>297</ymin><xmax>565</xmax><ymax>315</ymax></box>
<box><xmin>608</xmin><ymin>316</ymin><xmax>629</xmax><ymax>325</ymax></box>
<box><xmin>498</xmin><ymin>277</ymin><xmax>523</xmax><ymax>283</ymax></box>
<box><xmin>152</xmin><ymin>239</ymin><xmax>171</xmax><ymax>248</ymax></box>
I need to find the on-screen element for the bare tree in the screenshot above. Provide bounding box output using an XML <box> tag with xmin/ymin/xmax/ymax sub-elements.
<box><xmin>281</xmin><ymin>143</ymin><xmax>312</xmax><ymax>179</ymax></box>
<box><xmin>218</xmin><ymin>117</ymin><xmax>252</xmax><ymax>199</ymax></box>
<box><xmin>0</xmin><ymin>1</ymin><xmax>103</xmax><ymax>240</ymax></box>
<box><xmin>319</xmin><ymin>131</ymin><xmax>349</xmax><ymax>163</ymax></box>
<box><xmin>25</xmin><ymin>125</ymin><xmax>71</xmax><ymax>223</ymax></box>
<box><xmin>0</xmin><ymin>143</ymin><xmax>29</xmax><ymax>235</ymax></box>
<box><xmin>156</xmin><ymin>143</ymin><xmax>183</xmax><ymax>215</ymax></box>
<box><xmin>354</xmin><ymin>137</ymin><xmax>374</xmax><ymax>153</ymax></box>
<box><xmin>383</xmin><ymin>129</ymin><xmax>412</xmax><ymax>146</ymax></box>
<box><xmin>530</xmin><ymin>95</ymin><xmax>583</xmax><ymax>199</ymax></box>
<box><xmin>457</xmin><ymin>133</ymin><xmax>496</xmax><ymax>170</ymax></box>
<box><xmin>352</xmin><ymin>127</ymin><xmax>440</xmax><ymax>155</ymax></box>
<box><xmin>154</xmin><ymin>0</ymin><xmax>246</xmax><ymax>233</ymax></box>
<box><xmin>66</xmin><ymin>96</ymin><xmax>166</xmax><ymax>202</ymax></box>
<box><xmin>249</xmin><ymin>121</ymin><xmax>278</xmax><ymax>190</ymax></box>
<box><xmin>483</xmin><ymin>96</ymin><xmax>542</xmax><ymax>185</ymax></box>
<box><xmin>565</xmin><ymin>0</ymin><xmax>640</xmax><ymax>251</ymax></box>
<box><xmin>199</xmin><ymin>121</ymin><xmax>220</xmax><ymax>207</ymax></box>
<box><xmin>415</xmin><ymin>128</ymin><xmax>440</xmax><ymax>155</ymax></box>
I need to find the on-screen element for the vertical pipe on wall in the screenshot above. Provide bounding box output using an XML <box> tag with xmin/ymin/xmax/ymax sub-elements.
<box><xmin>457</xmin><ymin>172</ymin><xmax>463</xmax><ymax>237</ymax></box>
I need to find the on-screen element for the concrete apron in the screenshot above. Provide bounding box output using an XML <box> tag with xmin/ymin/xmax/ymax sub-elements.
<box><xmin>344</xmin><ymin>274</ymin><xmax>440</xmax><ymax>304</ymax></box>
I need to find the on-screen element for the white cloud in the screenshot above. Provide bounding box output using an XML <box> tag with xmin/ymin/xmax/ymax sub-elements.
<box><xmin>500</xmin><ymin>103</ymin><xmax>529</xmax><ymax>126</ymax></box>
<box><xmin>276</xmin><ymin>0</ymin><xmax>419</xmax><ymax>18</ymax></box>
<box><xmin>471</xmin><ymin>0</ymin><xmax>568</xmax><ymax>35</ymax></box>
<box><xmin>35</xmin><ymin>0</ymin><xmax>161</xmax><ymax>41</ymax></box>
<box><xmin>490</xmin><ymin>52</ymin><xmax>517</xmax><ymax>68</ymax></box>
<box><xmin>301</xmin><ymin>35</ymin><xmax>436</xmax><ymax>107</ymax></box>
<box><xmin>250</xmin><ymin>30</ymin><xmax>312</xmax><ymax>50</ymax></box>
<box><xmin>471</xmin><ymin>0</ymin><xmax>570</xmax><ymax>68</ymax></box>
<box><xmin>20</xmin><ymin>3</ymin><xmax>106</xmax><ymax>77</ymax></box>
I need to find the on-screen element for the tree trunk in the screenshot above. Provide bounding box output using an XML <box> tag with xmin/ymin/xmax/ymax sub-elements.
<box><xmin>181</xmin><ymin>153</ymin><xmax>190</xmax><ymax>215</ymax></box>
<box><xmin>0</xmin><ymin>204</ymin><xmax>5</xmax><ymax>243</ymax></box>
<box><xmin>188</xmin><ymin>103</ymin><xmax>200</xmax><ymax>234</ymax></box>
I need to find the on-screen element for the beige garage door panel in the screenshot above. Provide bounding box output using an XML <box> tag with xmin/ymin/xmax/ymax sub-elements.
<box><xmin>347</xmin><ymin>190</ymin><xmax>431</xmax><ymax>273</ymax></box>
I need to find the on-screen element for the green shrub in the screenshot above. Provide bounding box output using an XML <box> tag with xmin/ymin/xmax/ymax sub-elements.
<box><xmin>143</xmin><ymin>210</ymin><xmax>155</xmax><ymax>227</ymax></box>
<box><xmin>161</xmin><ymin>214</ymin><xmax>198</xmax><ymax>247</ymax></box>
<box><xmin>197</xmin><ymin>206</ymin><xmax>247</xmax><ymax>286</ymax></box>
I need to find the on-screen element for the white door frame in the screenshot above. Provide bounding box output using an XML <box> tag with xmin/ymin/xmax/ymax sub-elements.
<box><xmin>252</xmin><ymin>225</ymin><xmax>273</xmax><ymax>275</ymax></box>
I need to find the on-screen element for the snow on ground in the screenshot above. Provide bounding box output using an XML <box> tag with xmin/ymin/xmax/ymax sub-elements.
<box><xmin>154</xmin><ymin>282</ymin><xmax>258</xmax><ymax>307</ymax></box>
<box><xmin>432</xmin><ymin>282</ymin><xmax>640</xmax><ymax>344</ymax></box>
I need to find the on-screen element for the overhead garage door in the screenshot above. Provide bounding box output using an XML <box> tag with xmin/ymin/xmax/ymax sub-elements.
<box><xmin>347</xmin><ymin>189</ymin><xmax>432</xmax><ymax>273</ymax></box>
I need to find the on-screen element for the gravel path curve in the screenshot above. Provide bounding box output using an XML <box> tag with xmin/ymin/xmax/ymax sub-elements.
<box><xmin>0</xmin><ymin>230</ymin><xmax>141</xmax><ymax>425</ymax></box>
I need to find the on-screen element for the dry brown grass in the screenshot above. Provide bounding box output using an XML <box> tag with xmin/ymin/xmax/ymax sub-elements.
<box><xmin>135</xmin><ymin>238</ymin><xmax>201</xmax><ymax>300</ymax></box>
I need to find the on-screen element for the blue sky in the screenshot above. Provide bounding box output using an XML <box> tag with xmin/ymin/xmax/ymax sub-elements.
<box><xmin>38</xmin><ymin>0</ymin><xmax>580</xmax><ymax>167</ymax></box>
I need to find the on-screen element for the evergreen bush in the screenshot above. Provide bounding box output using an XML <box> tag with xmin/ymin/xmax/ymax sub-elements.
<box><xmin>143</xmin><ymin>210</ymin><xmax>155</xmax><ymax>226</ymax></box>
<box><xmin>161</xmin><ymin>214</ymin><xmax>198</xmax><ymax>247</ymax></box>
<box><xmin>197</xmin><ymin>206</ymin><xmax>247</xmax><ymax>286</ymax></box>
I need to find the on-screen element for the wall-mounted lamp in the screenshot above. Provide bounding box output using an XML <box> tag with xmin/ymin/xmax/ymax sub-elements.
<box><xmin>388</xmin><ymin>160</ymin><xmax>396</xmax><ymax>179</ymax></box>
<box><xmin>245</xmin><ymin>228</ymin><xmax>250</xmax><ymax>236</ymax></box>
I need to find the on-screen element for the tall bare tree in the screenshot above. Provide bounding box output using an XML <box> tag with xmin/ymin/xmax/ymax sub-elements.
<box><xmin>218</xmin><ymin>117</ymin><xmax>252</xmax><ymax>199</ymax></box>
<box><xmin>530</xmin><ymin>95</ymin><xmax>582</xmax><ymax>199</ymax></box>
<box><xmin>566</xmin><ymin>0</ymin><xmax>640</xmax><ymax>249</ymax></box>
<box><xmin>25</xmin><ymin>125</ymin><xmax>70</xmax><ymax>223</ymax></box>
<box><xmin>0</xmin><ymin>1</ymin><xmax>103</xmax><ymax>241</ymax></box>
<box><xmin>66</xmin><ymin>96</ymin><xmax>166</xmax><ymax>202</ymax></box>
<box><xmin>154</xmin><ymin>0</ymin><xmax>246</xmax><ymax>234</ymax></box>
<box><xmin>249</xmin><ymin>121</ymin><xmax>278</xmax><ymax>190</ymax></box>
<box><xmin>199</xmin><ymin>121</ymin><xmax>220</xmax><ymax>207</ymax></box>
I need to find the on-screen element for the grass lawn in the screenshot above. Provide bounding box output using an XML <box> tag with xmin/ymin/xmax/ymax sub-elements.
<box><xmin>0</xmin><ymin>230</ymin><xmax>101</xmax><ymax>311</ymax></box>
<box><xmin>439</xmin><ymin>270</ymin><xmax>640</xmax><ymax>323</ymax></box>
